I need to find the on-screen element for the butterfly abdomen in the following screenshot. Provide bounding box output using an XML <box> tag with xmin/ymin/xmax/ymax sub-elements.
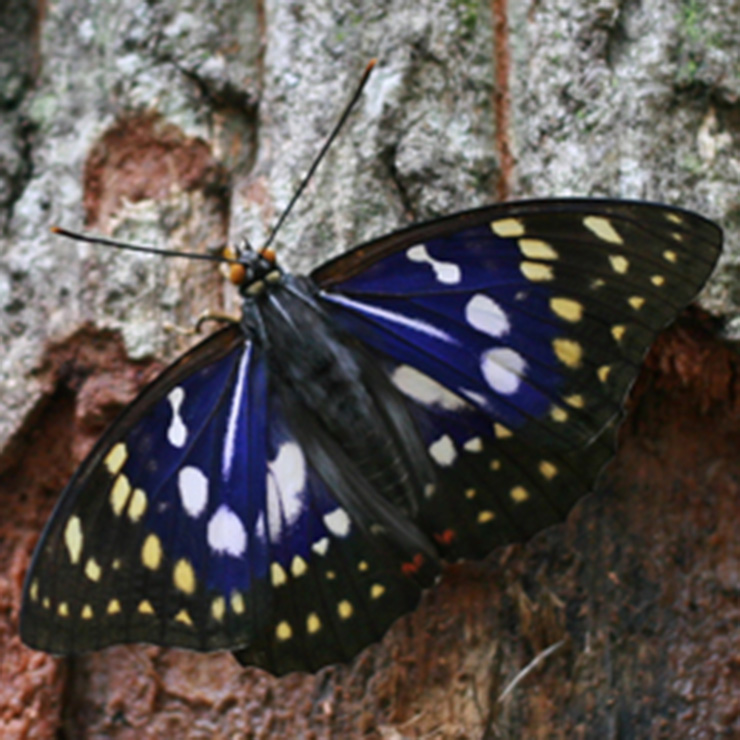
<box><xmin>255</xmin><ymin>276</ymin><xmax>439</xmax><ymax>571</ymax></box>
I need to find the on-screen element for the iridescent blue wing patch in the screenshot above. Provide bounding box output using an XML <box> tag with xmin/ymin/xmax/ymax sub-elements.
<box><xmin>313</xmin><ymin>200</ymin><xmax>721</xmax><ymax>560</ymax></box>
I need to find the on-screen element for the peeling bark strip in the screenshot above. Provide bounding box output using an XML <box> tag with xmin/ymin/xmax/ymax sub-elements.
<box><xmin>83</xmin><ymin>114</ymin><xmax>229</xmax><ymax>228</ymax></box>
<box><xmin>492</xmin><ymin>0</ymin><xmax>512</xmax><ymax>201</ymax></box>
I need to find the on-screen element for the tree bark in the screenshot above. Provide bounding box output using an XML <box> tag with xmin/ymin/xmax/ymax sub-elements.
<box><xmin>1</xmin><ymin>0</ymin><xmax>738</xmax><ymax>737</ymax></box>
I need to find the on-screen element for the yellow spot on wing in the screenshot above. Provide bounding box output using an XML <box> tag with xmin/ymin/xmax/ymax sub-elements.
<box><xmin>211</xmin><ymin>597</ymin><xmax>226</xmax><ymax>621</ymax></box>
<box><xmin>598</xmin><ymin>365</ymin><xmax>611</xmax><ymax>382</ymax></box>
<box><xmin>271</xmin><ymin>562</ymin><xmax>287</xmax><ymax>586</ymax></box>
<box><xmin>491</xmin><ymin>217</ymin><xmax>525</xmax><ymax>237</ymax></box>
<box><xmin>663</xmin><ymin>249</ymin><xmax>678</xmax><ymax>263</ymax></box>
<box><xmin>358</xmin><ymin>561</ymin><xmax>369</xmax><ymax>572</ymax></box>
<box><xmin>104</xmin><ymin>443</ymin><xmax>128</xmax><ymax>475</ymax></box>
<box><xmin>275</xmin><ymin>621</ymin><xmax>292</xmax><ymax>640</ymax></box>
<box><xmin>550</xmin><ymin>297</ymin><xmax>583</xmax><ymax>322</ymax></box>
<box><xmin>519</xmin><ymin>238</ymin><xmax>558</xmax><ymax>260</ymax></box>
<box><xmin>64</xmin><ymin>515</ymin><xmax>83</xmax><ymax>564</ymax></box>
<box><xmin>174</xmin><ymin>559</ymin><xmax>196</xmax><ymax>595</ymax></box>
<box><xmin>465</xmin><ymin>488</ymin><xmax>477</xmax><ymax>499</ymax></box>
<box><xmin>110</xmin><ymin>474</ymin><xmax>131</xmax><ymax>516</ymax></box>
<box><xmin>138</xmin><ymin>600</ymin><xmax>155</xmax><ymax>615</ymax></box>
<box><xmin>291</xmin><ymin>555</ymin><xmax>308</xmax><ymax>578</ymax></box>
<box><xmin>609</xmin><ymin>255</ymin><xmax>629</xmax><ymax>274</ymax></box>
<box><xmin>565</xmin><ymin>394</ymin><xmax>585</xmax><ymax>408</ymax></box>
<box><xmin>107</xmin><ymin>599</ymin><xmax>121</xmax><ymax>615</ymax></box>
<box><xmin>338</xmin><ymin>600</ymin><xmax>354</xmax><ymax>619</ymax></box>
<box><xmin>511</xmin><ymin>486</ymin><xmax>529</xmax><ymax>502</ymax></box>
<box><xmin>628</xmin><ymin>296</ymin><xmax>646</xmax><ymax>310</ymax></box>
<box><xmin>58</xmin><ymin>602</ymin><xmax>69</xmax><ymax>617</ymax></box>
<box><xmin>175</xmin><ymin>609</ymin><xmax>193</xmax><ymax>627</ymax></box>
<box><xmin>81</xmin><ymin>604</ymin><xmax>93</xmax><ymax>619</ymax></box>
<box><xmin>494</xmin><ymin>423</ymin><xmax>512</xmax><ymax>439</ymax></box>
<box><xmin>370</xmin><ymin>584</ymin><xmax>385</xmax><ymax>599</ymax></box>
<box><xmin>651</xmin><ymin>274</ymin><xmax>665</xmax><ymax>286</ymax></box>
<box><xmin>553</xmin><ymin>338</ymin><xmax>583</xmax><ymax>368</ymax></box>
<box><xmin>127</xmin><ymin>488</ymin><xmax>148</xmax><ymax>522</ymax></box>
<box><xmin>231</xmin><ymin>591</ymin><xmax>245</xmax><ymax>614</ymax></box>
<box><xmin>141</xmin><ymin>533</ymin><xmax>163</xmax><ymax>570</ymax></box>
<box><xmin>521</xmin><ymin>261</ymin><xmax>554</xmax><ymax>282</ymax></box>
<box><xmin>84</xmin><ymin>558</ymin><xmax>102</xmax><ymax>581</ymax></box>
<box><xmin>551</xmin><ymin>406</ymin><xmax>568</xmax><ymax>422</ymax></box>
<box><xmin>612</xmin><ymin>325</ymin><xmax>626</xmax><ymax>341</ymax></box>
<box><xmin>477</xmin><ymin>510</ymin><xmax>495</xmax><ymax>523</ymax></box>
<box><xmin>585</xmin><ymin>216</ymin><xmax>623</xmax><ymax>244</ymax></box>
<box><xmin>29</xmin><ymin>579</ymin><xmax>39</xmax><ymax>601</ymax></box>
<box><xmin>307</xmin><ymin>613</ymin><xmax>321</xmax><ymax>634</ymax></box>
<box><xmin>665</xmin><ymin>212</ymin><xmax>683</xmax><ymax>224</ymax></box>
<box><xmin>539</xmin><ymin>461</ymin><xmax>558</xmax><ymax>479</ymax></box>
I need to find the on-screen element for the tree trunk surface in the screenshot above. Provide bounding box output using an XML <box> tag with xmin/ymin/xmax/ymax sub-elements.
<box><xmin>1</xmin><ymin>1</ymin><xmax>738</xmax><ymax>738</ymax></box>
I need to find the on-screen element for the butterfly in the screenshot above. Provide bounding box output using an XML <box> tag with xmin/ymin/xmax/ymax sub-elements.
<box><xmin>20</xmin><ymin>199</ymin><xmax>721</xmax><ymax>676</ymax></box>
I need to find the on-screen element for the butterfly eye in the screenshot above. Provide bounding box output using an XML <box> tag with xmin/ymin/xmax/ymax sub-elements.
<box><xmin>228</xmin><ymin>262</ymin><xmax>247</xmax><ymax>286</ymax></box>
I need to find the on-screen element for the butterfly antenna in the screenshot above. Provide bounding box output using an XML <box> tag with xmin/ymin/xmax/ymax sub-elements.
<box><xmin>262</xmin><ymin>58</ymin><xmax>377</xmax><ymax>251</ymax></box>
<box><xmin>52</xmin><ymin>59</ymin><xmax>376</xmax><ymax>261</ymax></box>
<box><xmin>50</xmin><ymin>227</ymin><xmax>238</xmax><ymax>264</ymax></box>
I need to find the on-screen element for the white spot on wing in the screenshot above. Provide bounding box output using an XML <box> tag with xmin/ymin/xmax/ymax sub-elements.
<box><xmin>254</xmin><ymin>512</ymin><xmax>266</xmax><ymax>542</ymax></box>
<box><xmin>465</xmin><ymin>294</ymin><xmax>510</xmax><ymax>338</ymax></box>
<box><xmin>178</xmin><ymin>466</ymin><xmax>208</xmax><ymax>518</ymax></box>
<box><xmin>323</xmin><ymin>508</ymin><xmax>351</xmax><ymax>537</ymax></box>
<box><xmin>391</xmin><ymin>365</ymin><xmax>466</xmax><ymax>410</ymax></box>
<box><xmin>480</xmin><ymin>348</ymin><xmax>526</xmax><ymax>395</ymax></box>
<box><xmin>266</xmin><ymin>442</ymin><xmax>307</xmax><ymax>540</ymax></box>
<box><xmin>406</xmin><ymin>244</ymin><xmax>461</xmax><ymax>284</ymax></box>
<box><xmin>320</xmin><ymin>293</ymin><xmax>457</xmax><ymax>344</ymax></box>
<box><xmin>312</xmin><ymin>537</ymin><xmax>330</xmax><ymax>555</ymax></box>
<box><xmin>167</xmin><ymin>387</ymin><xmax>187</xmax><ymax>447</ymax></box>
<box><xmin>464</xmin><ymin>437</ymin><xmax>483</xmax><ymax>452</ymax></box>
<box><xmin>459</xmin><ymin>387</ymin><xmax>489</xmax><ymax>409</ymax></box>
<box><xmin>207</xmin><ymin>505</ymin><xmax>247</xmax><ymax>556</ymax></box>
<box><xmin>429</xmin><ymin>435</ymin><xmax>457</xmax><ymax>466</ymax></box>
<box><xmin>222</xmin><ymin>342</ymin><xmax>251</xmax><ymax>481</ymax></box>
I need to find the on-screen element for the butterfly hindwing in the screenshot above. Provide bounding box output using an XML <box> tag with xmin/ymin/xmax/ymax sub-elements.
<box><xmin>314</xmin><ymin>200</ymin><xmax>722</xmax><ymax>560</ymax></box>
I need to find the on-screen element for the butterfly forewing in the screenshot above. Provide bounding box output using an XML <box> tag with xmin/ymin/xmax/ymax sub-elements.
<box><xmin>313</xmin><ymin>200</ymin><xmax>721</xmax><ymax>561</ymax></box>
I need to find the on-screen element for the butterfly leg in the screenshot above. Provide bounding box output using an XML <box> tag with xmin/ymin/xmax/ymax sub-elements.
<box><xmin>163</xmin><ymin>311</ymin><xmax>241</xmax><ymax>337</ymax></box>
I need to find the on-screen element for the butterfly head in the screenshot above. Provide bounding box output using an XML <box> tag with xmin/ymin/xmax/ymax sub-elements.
<box><xmin>223</xmin><ymin>240</ymin><xmax>282</xmax><ymax>297</ymax></box>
